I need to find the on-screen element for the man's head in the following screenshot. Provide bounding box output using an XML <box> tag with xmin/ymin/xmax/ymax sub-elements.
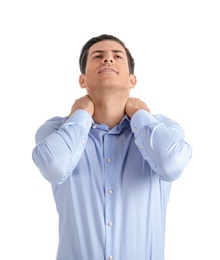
<box><xmin>79</xmin><ymin>34</ymin><xmax>135</xmax><ymax>75</ymax></box>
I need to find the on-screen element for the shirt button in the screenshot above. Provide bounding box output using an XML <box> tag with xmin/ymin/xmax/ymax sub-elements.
<box><xmin>108</xmin><ymin>189</ymin><xmax>113</xmax><ymax>194</ymax></box>
<box><xmin>92</xmin><ymin>125</ymin><xmax>96</xmax><ymax>129</ymax></box>
<box><xmin>87</xmin><ymin>122</ymin><xmax>91</xmax><ymax>127</ymax></box>
<box><xmin>108</xmin><ymin>221</ymin><xmax>113</xmax><ymax>227</ymax></box>
<box><xmin>139</xmin><ymin>145</ymin><xmax>143</xmax><ymax>149</ymax></box>
<box><xmin>108</xmin><ymin>256</ymin><xmax>113</xmax><ymax>260</ymax></box>
<box><xmin>133</xmin><ymin>127</ymin><xmax>137</xmax><ymax>132</ymax></box>
<box><xmin>106</xmin><ymin>158</ymin><xmax>112</xmax><ymax>163</ymax></box>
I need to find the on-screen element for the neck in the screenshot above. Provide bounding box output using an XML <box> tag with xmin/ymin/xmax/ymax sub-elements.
<box><xmin>92</xmin><ymin>97</ymin><xmax>127</xmax><ymax>129</ymax></box>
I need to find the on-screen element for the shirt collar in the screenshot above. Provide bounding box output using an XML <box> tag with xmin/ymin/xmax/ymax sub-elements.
<box><xmin>91</xmin><ymin>114</ymin><xmax>130</xmax><ymax>133</ymax></box>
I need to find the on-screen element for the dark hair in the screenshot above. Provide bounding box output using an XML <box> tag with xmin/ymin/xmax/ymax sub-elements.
<box><xmin>79</xmin><ymin>34</ymin><xmax>135</xmax><ymax>74</ymax></box>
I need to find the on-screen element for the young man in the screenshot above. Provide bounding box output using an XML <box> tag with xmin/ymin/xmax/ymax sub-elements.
<box><xmin>32</xmin><ymin>34</ymin><xmax>192</xmax><ymax>260</ymax></box>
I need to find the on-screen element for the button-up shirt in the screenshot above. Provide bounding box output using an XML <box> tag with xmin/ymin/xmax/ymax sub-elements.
<box><xmin>32</xmin><ymin>109</ymin><xmax>192</xmax><ymax>260</ymax></box>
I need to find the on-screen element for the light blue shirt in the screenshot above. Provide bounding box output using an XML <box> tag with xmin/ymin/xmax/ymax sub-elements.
<box><xmin>32</xmin><ymin>109</ymin><xmax>192</xmax><ymax>260</ymax></box>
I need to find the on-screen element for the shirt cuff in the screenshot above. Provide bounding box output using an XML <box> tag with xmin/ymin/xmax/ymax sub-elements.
<box><xmin>65</xmin><ymin>109</ymin><xmax>93</xmax><ymax>132</ymax></box>
<box><xmin>130</xmin><ymin>109</ymin><xmax>162</xmax><ymax>136</ymax></box>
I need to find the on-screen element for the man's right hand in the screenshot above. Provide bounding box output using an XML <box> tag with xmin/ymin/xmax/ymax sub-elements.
<box><xmin>68</xmin><ymin>95</ymin><xmax>94</xmax><ymax>117</ymax></box>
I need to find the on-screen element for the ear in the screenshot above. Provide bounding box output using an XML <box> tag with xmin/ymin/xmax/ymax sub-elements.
<box><xmin>129</xmin><ymin>75</ymin><xmax>137</xmax><ymax>89</ymax></box>
<box><xmin>79</xmin><ymin>74</ymin><xmax>86</xmax><ymax>89</ymax></box>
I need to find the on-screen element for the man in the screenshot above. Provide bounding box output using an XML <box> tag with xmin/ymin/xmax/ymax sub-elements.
<box><xmin>32</xmin><ymin>34</ymin><xmax>192</xmax><ymax>260</ymax></box>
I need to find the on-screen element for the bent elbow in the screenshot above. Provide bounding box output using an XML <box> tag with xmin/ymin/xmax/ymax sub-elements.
<box><xmin>32</xmin><ymin>148</ymin><xmax>69</xmax><ymax>185</ymax></box>
<box><xmin>160</xmin><ymin>161</ymin><xmax>185</xmax><ymax>182</ymax></box>
<box><xmin>160</xmin><ymin>144</ymin><xmax>192</xmax><ymax>182</ymax></box>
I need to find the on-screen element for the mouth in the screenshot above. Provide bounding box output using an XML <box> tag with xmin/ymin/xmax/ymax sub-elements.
<box><xmin>98</xmin><ymin>67</ymin><xmax>118</xmax><ymax>74</ymax></box>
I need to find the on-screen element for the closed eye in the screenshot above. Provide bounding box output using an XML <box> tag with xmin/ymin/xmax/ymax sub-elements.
<box><xmin>94</xmin><ymin>55</ymin><xmax>102</xmax><ymax>59</ymax></box>
<box><xmin>116</xmin><ymin>55</ymin><xmax>122</xmax><ymax>59</ymax></box>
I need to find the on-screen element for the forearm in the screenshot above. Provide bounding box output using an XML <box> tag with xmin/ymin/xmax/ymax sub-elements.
<box><xmin>131</xmin><ymin>110</ymin><xmax>192</xmax><ymax>181</ymax></box>
<box><xmin>32</xmin><ymin>110</ymin><xmax>93</xmax><ymax>184</ymax></box>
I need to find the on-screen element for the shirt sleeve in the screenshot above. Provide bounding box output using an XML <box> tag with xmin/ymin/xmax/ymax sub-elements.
<box><xmin>32</xmin><ymin>109</ymin><xmax>93</xmax><ymax>184</ymax></box>
<box><xmin>130</xmin><ymin>109</ymin><xmax>192</xmax><ymax>181</ymax></box>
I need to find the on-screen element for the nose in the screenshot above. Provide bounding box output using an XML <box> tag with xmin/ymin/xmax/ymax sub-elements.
<box><xmin>103</xmin><ymin>55</ymin><xmax>113</xmax><ymax>64</ymax></box>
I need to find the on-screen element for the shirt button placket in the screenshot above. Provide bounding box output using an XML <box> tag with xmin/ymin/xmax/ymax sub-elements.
<box><xmin>104</xmin><ymin>134</ymin><xmax>114</xmax><ymax>260</ymax></box>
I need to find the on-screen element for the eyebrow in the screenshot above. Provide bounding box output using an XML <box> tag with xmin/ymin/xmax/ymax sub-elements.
<box><xmin>90</xmin><ymin>50</ymin><xmax>126</xmax><ymax>56</ymax></box>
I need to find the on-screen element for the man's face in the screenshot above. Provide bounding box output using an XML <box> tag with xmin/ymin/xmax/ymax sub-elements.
<box><xmin>79</xmin><ymin>40</ymin><xmax>136</xmax><ymax>99</ymax></box>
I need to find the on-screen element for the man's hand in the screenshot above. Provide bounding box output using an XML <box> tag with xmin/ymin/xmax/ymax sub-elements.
<box><xmin>125</xmin><ymin>97</ymin><xmax>151</xmax><ymax>118</ymax></box>
<box><xmin>68</xmin><ymin>95</ymin><xmax>94</xmax><ymax>117</ymax></box>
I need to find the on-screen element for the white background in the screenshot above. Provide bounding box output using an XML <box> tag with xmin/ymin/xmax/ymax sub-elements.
<box><xmin>0</xmin><ymin>0</ymin><xmax>219</xmax><ymax>259</ymax></box>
